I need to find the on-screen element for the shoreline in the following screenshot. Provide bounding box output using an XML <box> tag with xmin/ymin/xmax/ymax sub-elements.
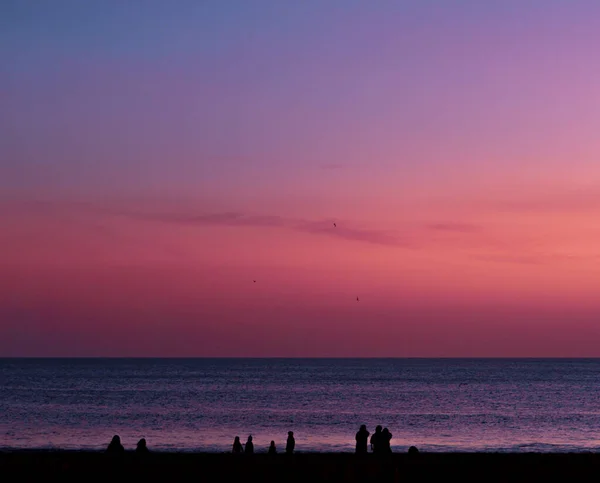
<box><xmin>2</xmin><ymin>446</ymin><xmax>598</xmax><ymax>454</ymax></box>
<box><xmin>2</xmin><ymin>450</ymin><xmax>599</xmax><ymax>482</ymax></box>
<box><xmin>1</xmin><ymin>448</ymin><xmax>598</xmax><ymax>454</ymax></box>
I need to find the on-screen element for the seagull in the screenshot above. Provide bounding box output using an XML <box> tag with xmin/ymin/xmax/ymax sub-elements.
<box><xmin>333</xmin><ymin>223</ymin><xmax>337</xmax><ymax>228</ymax></box>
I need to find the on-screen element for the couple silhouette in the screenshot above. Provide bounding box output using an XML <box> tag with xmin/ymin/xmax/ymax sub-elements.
<box><xmin>355</xmin><ymin>425</ymin><xmax>392</xmax><ymax>454</ymax></box>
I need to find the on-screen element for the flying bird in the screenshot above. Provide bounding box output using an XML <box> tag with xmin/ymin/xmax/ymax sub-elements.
<box><xmin>333</xmin><ymin>223</ymin><xmax>336</xmax><ymax>228</ymax></box>
<box><xmin>356</xmin><ymin>296</ymin><xmax>359</xmax><ymax>301</ymax></box>
<box><xmin>253</xmin><ymin>280</ymin><xmax>256</xmax><ymax>283</ymax></box>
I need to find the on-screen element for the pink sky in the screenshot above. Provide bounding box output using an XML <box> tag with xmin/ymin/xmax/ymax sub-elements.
<box><xmin>2</xmin><ymin>1</ymin><xmax>600</xmax><ymax>356</ymax></box>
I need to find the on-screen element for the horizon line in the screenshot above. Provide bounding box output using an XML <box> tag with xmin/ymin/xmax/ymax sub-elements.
<box><xmin>3</xmin><ymin>356</ymin><xmax>600</xmax><ymax>360</ymax></box>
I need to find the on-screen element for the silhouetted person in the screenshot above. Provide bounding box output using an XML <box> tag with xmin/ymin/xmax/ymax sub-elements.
<box><xmin>232</xmin><ymin>436</ymin><xmax>243</xmax><ymax>454</ymax></box>
<box><xmin>406</xmin><ymin>445</ymin><xmax>421</xmax><ymax>481</ymax></box>
<box><xmin>355</xmin><ymin>425</ymin><xmax>370</xmax><ymax>454</ymax></box>
<box><xmin>245</xmin><ymin>435</ymin><xmax>254</xmax><ymax>454</ymax></box>
<box><xmin>106</xmin><ymin>435</ymin><xmax>125</xmax><ymax>454</ymax></box>
<box><xmin>268</xmin><ymin>440</ymin><xmax>277</xmax><ymax>455</ymax></box>
<box><xmin>286</xmin><ymin>431</ymin><xmax>295</xmax><ymax>454</ymax></box>
<box><xmin>381</xmin><ymin>428</ymin><xmax>392</xmax><ymax>454</ymax></box>
<box><xmin>370</xmin><ymin>425</ymin><xmax>382</xmax><ymax>454</ymax></box>
<box><xmin>136</xmin><ymin>438</ymin><xmax>149</xmax><ymax>454</ymax></box>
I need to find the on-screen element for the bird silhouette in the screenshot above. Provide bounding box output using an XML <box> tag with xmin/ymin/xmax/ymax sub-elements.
<box><xmin>333</xmin><ymin>223</ymin><xmax>337</xmax><ymax>228</ymax></box>
<box><xmin>356</xmin><ymin>296</ymin><xmax>359</xmax><ymax>301</ymax></box>
<box><xmin>253</xmin><ymin>280</ymin><xmax>256</xmax><ymax>283</ymax></box>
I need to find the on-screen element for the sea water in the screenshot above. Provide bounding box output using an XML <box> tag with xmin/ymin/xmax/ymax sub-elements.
<box><xmin>2</xmin><ymin>358</ymin><xmax>599</xmax><ymax>452</ymax></box>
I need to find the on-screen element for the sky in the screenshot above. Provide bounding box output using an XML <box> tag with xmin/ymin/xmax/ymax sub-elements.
<box><xmin>2</xmin><ymin>0</ymin><xmax>600</xmax><ymax>356</ymax></box>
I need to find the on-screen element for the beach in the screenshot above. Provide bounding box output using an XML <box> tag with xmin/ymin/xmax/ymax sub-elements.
<box><xmin>2</xmin><ymin>451</ymin><xmax>599</xmax><ymax>482</ymax></box>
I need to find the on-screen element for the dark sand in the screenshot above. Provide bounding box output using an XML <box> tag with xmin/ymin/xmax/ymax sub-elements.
<box><xmin>2</xmin><ymin>451</ymin><xmax>599</xmax><ymax>482</ymax></box>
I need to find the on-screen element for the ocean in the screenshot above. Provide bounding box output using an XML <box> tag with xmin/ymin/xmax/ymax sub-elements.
<box><xmin>1</xmin><ymin>358</ymin><xmax>599</xmax><ymax>453</ymax></box>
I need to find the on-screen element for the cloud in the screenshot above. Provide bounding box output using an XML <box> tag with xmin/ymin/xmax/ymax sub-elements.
<box><xmin>472</xmin><ymin>254</ymin><xmax>542</xmax><ymax>265</ymax></box>
<box><xmin>295</xmin><ymin>220</ymin><xmax>403</xmax><ymax>247</ymax></box>
<box><xmin>427</xmin><ymin>222</ymin><xmax>482</xmax><ymax>233</ymax></box>
<box><xmin>118</xmin><ymin>209</ymin><xmax>405</xmax><ymax>247</ymax></box>
<box><xmin>479</xmin><ymin>187</ymin><xmax>600</xmax><ymax>214</ymax></box>
<box><xmin>319</xmin><ymin>163</ymin><xmax>348</xmax><ymax>170</ymax></box>
<box><xmin>16</xmin><ymin>199</ymin><xmax>576</xmax><ymax>260</ymax></box>
<box><xmin>472</xmin><ymin>252</ymin><xmax>600</xmax><ymax>266</ymax></box>
<box><xmin>8</xmin><ymin>198</ymin><xmax>600</xmax><ymax>272</ymax></box>
<box><xmin>135</xmin><ymin>211</ymin><xmax>287</xmax><ymax>228</ymax></box>
<box><xmin>125</xmin><ymin>210</ymin><xmax>488</xmax><ymax>248</ymax></box>
<box><xmin>0</xmin><ymin>199</ymin><xmax>408</xmax><ymax>248</ymax></box>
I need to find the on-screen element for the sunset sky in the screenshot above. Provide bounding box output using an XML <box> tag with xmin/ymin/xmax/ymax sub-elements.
<box><xmin>2</xmin><ymin>0</ymin><xmax>600</xmax><ymax>356</ymax></box>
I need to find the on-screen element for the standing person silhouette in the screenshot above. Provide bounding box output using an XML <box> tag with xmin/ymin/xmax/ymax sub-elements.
<box><xmin>381</xmin><ymin>428</ymin><xmax>393</xmax><ymax>453</ymax></box>
<box><xmin>370</xmin><ymin>425</ymin><xmax>382</xmax><ymax>454</ymax></box>
<box><xmin>245</xmin><ymin>435</ymin><xmax>254</xmax><ymax>454</ymax></box>
<box><xmin>268</xmin><ymin>440</ymin><xmax>277</xmax><ymax>455</ymax></box>
<box><xmin>286</xmin><ymin>431</ymin><xmax>295</xmax><ymax>454</ymax></box>
<box><xmin>232</xmin><ymin>436</ymin><xmax>243</xmax><ymax>454</ymax></box>
<box><xmin>355</xmin><ymin>425</ymin><xmax>370</xmax><ymax>454</ymax></box>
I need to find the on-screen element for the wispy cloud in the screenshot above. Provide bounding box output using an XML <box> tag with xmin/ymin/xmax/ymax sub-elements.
<box><xmin>479</xmin><ymin>187</ymin><xmax>600</xmax><ymax>214</ymax></box>
<box><xmin>296</xmin><ymin>220</ymin><xmax>403</xmax><ymax>247</ymax></box>
<box><xmin>472</xmin><ymin>252</ymin><xmax>600</xmax><ymax>266</ymax></box>
<box><xmin>134</xmin><ymin>211</ymin><xmax>287</xmax><ymax>228</ymax></box>
<box><xmin>319</xmin><ymin>163</ymin><xmax>348</xmax><ymax>170</ymax></box>
<box><xmin>11</xmin><ymin>198</ymin><xmax>592</xmax><ymax>265</ymax></box>
<box><xmin>116</xmin><ymin>209</ymin><xmax>406</xmax><ymax>247</ymax></box>
<box><xmin>427</xmin><ymin>222</ymin><xmax>482</xmax><ymax>233</ymax></box>
<box><xmin>472</xmin><ymin>254</ymin><xmax>542</xmax><ymax>265</ymax></box>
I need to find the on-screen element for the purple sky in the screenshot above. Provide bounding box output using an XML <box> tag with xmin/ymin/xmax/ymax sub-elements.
<box><xmin>2</xmin><ymin>1</ymin><xmax>600</xmax><ymax>356</ymax></box>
